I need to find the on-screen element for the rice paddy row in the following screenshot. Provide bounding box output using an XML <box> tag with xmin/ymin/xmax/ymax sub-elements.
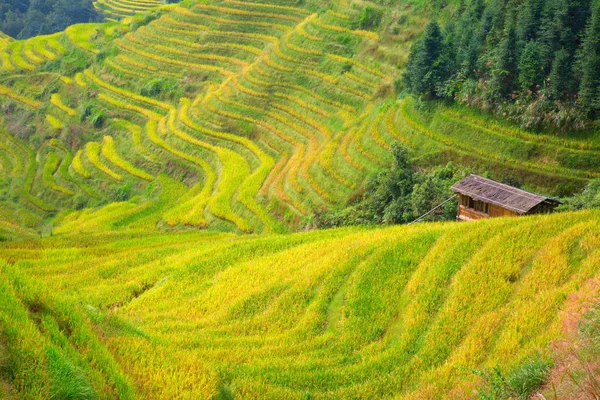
<box><xmin>94</xmin><ymin>0</ymin><xmax>163</xmax><ymax>21</ymax></box>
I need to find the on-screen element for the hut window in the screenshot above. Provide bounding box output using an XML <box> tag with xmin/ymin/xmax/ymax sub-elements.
<box><xmin>474</xmin><ymin>201</ymin><xmax>489</xmax><ymax>214</ymax></box>
<box><xmin>461</xmin><ymin>196</ymin><xmax>470</xmax><ymax>207</ymax></box>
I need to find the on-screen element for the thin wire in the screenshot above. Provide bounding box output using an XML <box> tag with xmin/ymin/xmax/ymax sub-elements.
<box><xmin>408</xmin><ymin>194</ymin><xmax>457</xmax><ymax>225</ymax></box>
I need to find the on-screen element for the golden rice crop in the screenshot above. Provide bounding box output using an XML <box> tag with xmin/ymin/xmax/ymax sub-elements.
<box><xmin>45</xmin><ymin>114</ymin><xmax>64</xmax><ymax>129</ymax></box>
<box><xmin>194</xmin><ymin>4</ymin><xmax>303</xmax><ymax>23</ymax></box>
<box><xmin>105</xmin><ymin>58</ymin><xmax>149</xmax><ymax>78</ymax></box>
<box><xmin>174</xmin><ymin>7</ymin><xmax>292</xmax><ymax>33</ymax></box>
<box><xmin>225</xmin><ymin>0</ymin><xmax>310</xmax><ymax>16</ymax></box>
<box><xmin>85</xmin><ymin>142</ymin><xmax>123</xmax><ymax>181</ymax></box>
<box><xmin>71</xmin><ymin>149</ymin><xmax>91</xmax><ymax>178</ymax></box>
<box><xmin>115</xmin><ymin>39</ymin><xmax>234</xmax><ymax>78</ymax></box>
<box><xmin>0</xmin><ymin>84</ymin><xmax>41</xmax><ymax>108</ymax></box>
<box><xmin>5</xmin><ymin>211</ymin><xmax>598</xmax><ymax>398</ymax></box>
<box><xmin>145</xmin><ymin>120</ymin><xmax>214</xmax><ymax>227</ymax></box>
<box><xmin>101</xmin><ymin>136</ymin><xmax>154</xmax><ymax>181</ymax></box>
<box><xmin>42</xmin><ymin>152</ymin><xmax>74</xmax><ymax>195</ymax></box>
<box><xmin>50</xmin><ymin>93</ymin><xmax>77</xmax><ymax>117</ymax></box>
<box><xmin>311</xmin><ymin>16</ymin><xmax>379</xmax><ymax>40</ymax></box>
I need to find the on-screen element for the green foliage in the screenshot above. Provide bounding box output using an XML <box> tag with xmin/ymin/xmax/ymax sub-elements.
<box><xmin>110</xmin><ymin>181</ymin><xmax>133</xmax><ymax>202</ymax></box>
<box><xmin>46</xmin><ymin>347</ymin><xmax>96</xmax><ymax>400</ymax></box>
<box><xmin>353</xmin><ymin>6</ymin><xmax>384</xmax><ymax>31</ymax></box>
<box><xmin>140</xmin><ymin>78</ymin><xmax>177</xmax><ymax>98</ymax></box>
<box><xmin>362</xmin><ymin>143</ymin><xmax>414</xmax><ymax>223</ymax></box>
<box><xmin>577</xmin><ymin>0</ymin><xmax>600</xmax><ymax>115</ymax></box>
<box><xmin>79</xmin><ymin>102</ymin><xmax>106</xmax><ymax>128</ymax></box>
<box><xmin>518</xmin><ymin>41</ymin><xmax>545</xmax><ymax>91</ymax></box>
<box><xmin>91</xmin><ymin>111</ymin><xmax>105</xmax><ymax>129</ymax></box>
<box><xmin>404</xmin><ymin>0</ymin><xmax>600</xmax><ymax>129</ymax></box>
<box><xmin>72</xmin><ymin>194</ymin><xmax>89</xmax><ymax>210</ymax></box>
<box><xmin>547</xmin><ymin>48</ymin><xmax>572</xmax><ymax>100</ymax></box>
<box><xmin>0</xmin><ymin>0</ymin><xmax>101</xmax><ymax>39</ymax></box>
<box><xmin>475</xmin><ymin>360</ymin><xmax>551</xmax><ymax>400</ymax></box>
<box><xmin>129</xmin><ymin>11</ymin><xmax>163</xmax><ymax>32</ymax></box>
<box><xmin>42</xmin><ymin>48</ymin><xmax>94</xmax><ymax>76</ymax></box>
<box><xmin>488</xmin><ymin>8</ymin><xmax>519</xmax><ymax>100</ymax></box>
<box><xmin>411</xmin><ymin>162</ymin><xmax>461</xmax><ymax>221</ymax></box>
<box><xmin>315</xmin><ymin>143</ymin><xmax>467</xmax><ymax>227</ymax></box>
<box><xmin>558</xmin><ymin>179</ymin><xmax>600</xmax><ymax>211</ymax></box>
<box><xmin>403</xmin><ymin>21</ymin><xmax>452</xmax><ymax>99</ymax></box>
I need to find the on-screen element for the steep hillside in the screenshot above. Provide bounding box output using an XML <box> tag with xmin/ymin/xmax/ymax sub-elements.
<box><xmin>1</xmin><ymin>210</ymin><xmax>599</xmax><ymax>398</ymax></box>
<box><xmin>0</xmin><ymin>0</ymin><xmax>423</xmax><ymax>233</ymax></box>
<box><xmin>0</xmin><ymin>0</ymin><xmax>597</xmax><ymax>236</ymax></box>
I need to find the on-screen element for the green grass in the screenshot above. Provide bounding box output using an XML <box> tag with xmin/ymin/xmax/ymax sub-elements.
<box><xmin>0</xmin><ymin>210</ymin><xmax>599</xmax><ymax>397</ymax></box>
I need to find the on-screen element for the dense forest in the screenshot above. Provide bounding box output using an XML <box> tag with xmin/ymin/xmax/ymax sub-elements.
<box><xmin>0</xmin><ymin>0</ymin><xmax>100</xmax><ymax>39</ymax></box>
<box><xmin>403</xmin><ymin>0</ymin><xmax>600</xmax><ymax>130</ymax></box>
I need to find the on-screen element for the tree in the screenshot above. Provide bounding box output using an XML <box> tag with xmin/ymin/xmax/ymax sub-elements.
<box><xmin>547</xmin><ymin>48</ymin><xmax>572</xmax><ymax>100</ymax></box>
<box><xmin>403</xmin><ymin>20</ymin><xmax>451</xmax><ymax>98</ymax></box>
<box><xmin>17</xmin><ymin>9</ymin><xmax>44</xmax><ymax>38</ymax></box>
<box><xmin>559</xmin><ymin>179</ymin><xmax>600</xmax><ymax>210</ymax></box>
<box><xmin>577</xmin><ymin>0</ymin><xmax>600</xmax><ymax>114</ymax></box>
<box><xmin>455</xmin><ymin>0</ymin><xmax>485</xmax><ymax>75</ymax></box>
<box><xmin>365</xmin><ymin>143</ymin><xmax>415</xmax><ymax>224</ymax></box>
<box><xmin>411</xmin><ymin>163</ymin><xmax>464</xmax><ymax>222</ymax></box>
<box><xmin>488</xmin><ymin>14</ymin><xmax>519</xmax><ymax>100</ymax></box>
<box><xmin>2</xmin><ymin>10</ymin><xmax>23</xmax><ymax>37</ymax></box>
<box><xmin>516</xmin><ymin>0</ymin><xmax>544</xmax><ymax>43</ymax></box>
<box><xmin>0</xmin><ymin>0</ymin><xmax>100</xmax><ymax>39</ymax></box>
<box><xmin>402</xmin><ymin>0</ymin><xmax>600</xmax><ymax>129</ymax></box>
<box><xmin>518</xmin><ymin>41</ymin><xmax>545</xmax><ymax>91</ymax></box>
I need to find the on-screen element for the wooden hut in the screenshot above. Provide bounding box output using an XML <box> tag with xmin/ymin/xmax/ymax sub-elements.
<box><xmin>451</xmin><ymin>175</ymin><xmax>561</xmax><ymax>221</ymax></box>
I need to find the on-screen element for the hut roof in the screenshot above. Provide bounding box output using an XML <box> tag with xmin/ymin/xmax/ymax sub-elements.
<box><xmin>451</xmin><ymin>175</ymin><xmax>560</xmax><ymax>214</ymax></box>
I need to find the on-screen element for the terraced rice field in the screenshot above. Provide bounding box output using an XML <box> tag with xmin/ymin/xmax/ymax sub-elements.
<box><xmin>0</xmin><ymin>0</ymin><xmax>598</xmax><ymax>234</ymax></box>
<box><xmin>0</xmin><ymin>0</ymin><xmax>401</xmax><ymax>233</ymax></box>
<box><xmin>1</xmin><ymin>210</ymin><xmax>600</xmax><ymax>398</ymax></box>
<box><xmin>94</xmin><ymin>0</ymin><xmax>165</xmax><ymax>21</ymax></box>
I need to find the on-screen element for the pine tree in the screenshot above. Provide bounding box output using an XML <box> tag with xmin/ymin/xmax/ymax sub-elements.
<box><xmin>547</xmin><ymin>48</ymin><xmax>572</xmax><ymax>100</ymax></box>
<box><xmin>456</xmin><ymin>0</ymin><xmax>485</xmax><ymax>75</ymax></box>
<box><xmin>403</xmin><ymin>20</ymin><xmax>450</xmax><ymax>98</ymax></box>
<box><xmin>516</xmin><ymin>0</ymin><xmax>544</xmax><ymax>43</ymax></box>
<box><xmin>577</xmin><ymin>1</ymin><xmax>600</xmax><ymax>113</ymax></box>
<box><xmin>488</xmin><ymin>5</ymin><xmax>519</xmax><ymax>100</ymax></box>
<box><xmin>518</xmin><ymin>40</ymin><xmax>545</xmax><ymax>91</ymax></box>
<box><xmin>539</xmin><ymin>0</ymin><xmax>591</xmax><ymax>93</ymax></box>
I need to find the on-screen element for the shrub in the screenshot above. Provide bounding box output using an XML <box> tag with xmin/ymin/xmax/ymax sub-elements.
<box><xmin>111</xmin><ymin>181</ymin><xmax>133</xmax><ymax>202</ymax></box>
<box><xmin>558</xmin><ymin>179</ymin><xmax>600</xmax><ymax>211</ymax></box>
<box><xmin>475</xmin><ymin>360</ymin><xmax>551</xmax><ymax>400</ymax></box>
<box><xmin>140</xmin><ymin>78</ymin><xmax>177</xmax><ymax>98</ymax></box>
<box><xmin>91</xmin><ymin>110</ymin><xmax>105</xmax><ymax>129</ymax></box>
<box><xmin>354</xmin><ymin>6</ymin><xmax>384</xmax><ymax>31</ymax></box>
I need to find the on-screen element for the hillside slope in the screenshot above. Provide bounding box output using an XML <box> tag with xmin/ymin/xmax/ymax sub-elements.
<box><xmin>0</xmin><ymin>0</ymin><xmax>406</xmax><ymax>233</ymax></box>
<box><xmin>1</xmin><ymin>210</ymin><xmax>599</xmax><ymax>398</ymax></box>
<box><xmin>2</xmin><ymin>0</ymin><xmax>597</xmax><ymax>235</ymax></box>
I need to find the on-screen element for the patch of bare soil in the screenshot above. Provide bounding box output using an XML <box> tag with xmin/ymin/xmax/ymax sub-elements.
<box><xmin>533</xmin><ymin>279</ymin><xmax>600</xmax><ymax>400</ymax></box>
<box><xmin>0</xmin><ymin>331</ymin><xmax>15</xmax><ymax>399</ymax></box>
